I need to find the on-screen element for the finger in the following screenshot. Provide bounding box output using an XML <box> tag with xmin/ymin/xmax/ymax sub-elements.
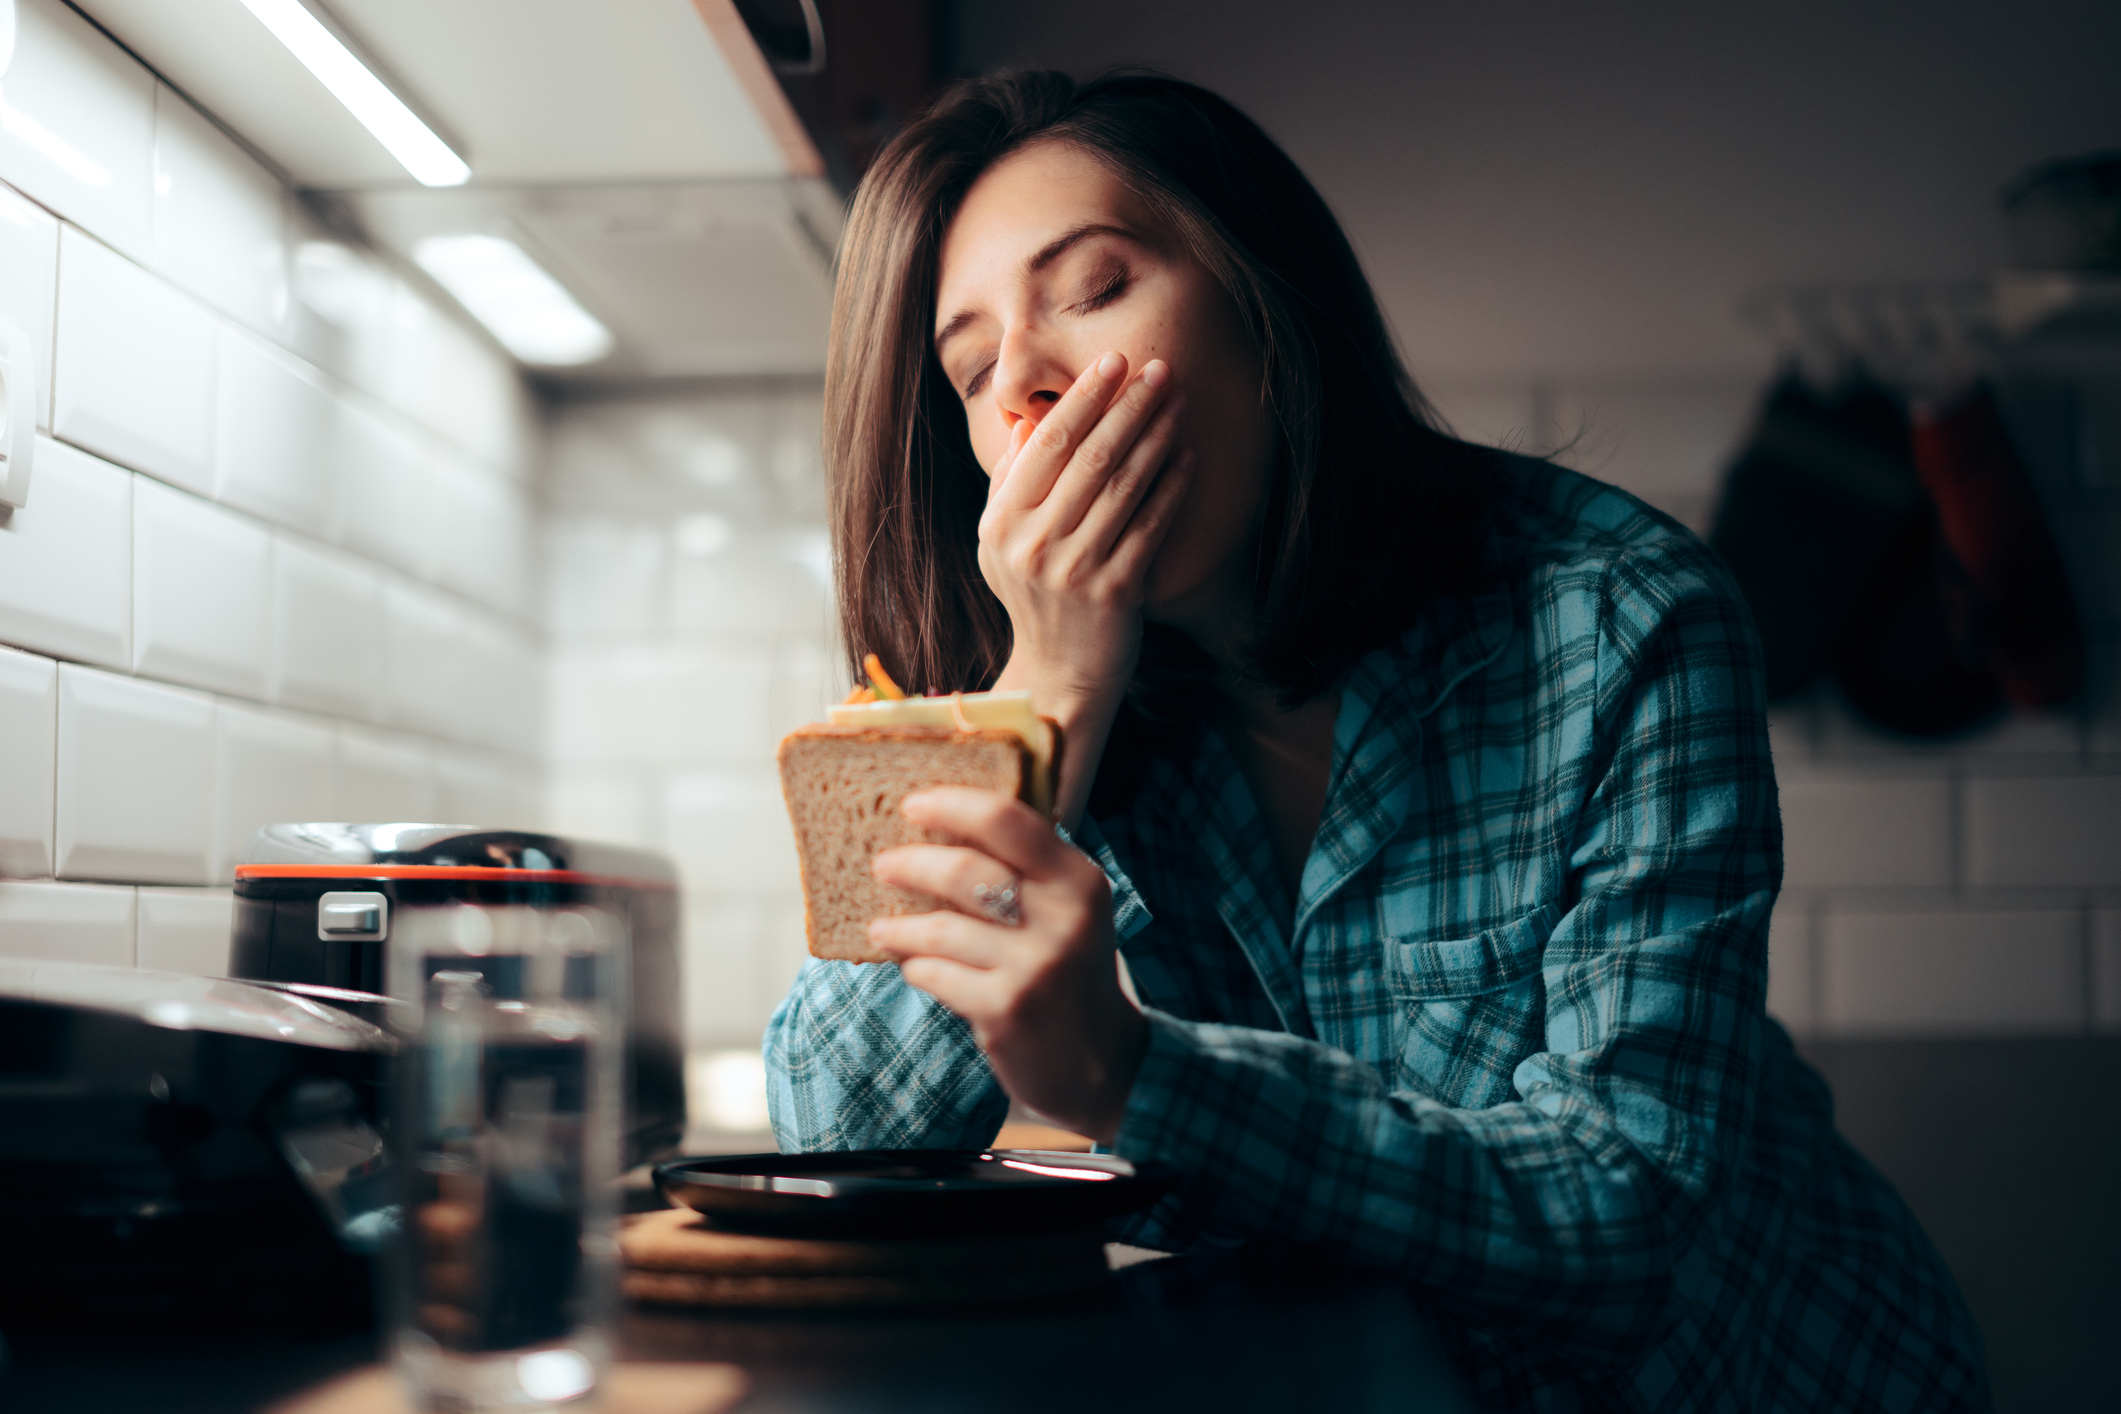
<box><xmin>1103</xmin><ymin>449</ymin><xmax>1195</xmax><ymax>583</ymax></box>
<box><xmin>901</xmin><ymin>787</ymin><xmax>1077</xmax><ymax>882</ymax></box>
<box><xmin>869</xmin><ymin>908</ymin><xmax>1010</xmax><ymax>968</ymax></box>
<box><xmin>875</xmin><ymin>843</ymin><xmax>1020</xmax><ymax>917</ymax></box>
<box><xmin>896</xmin><ymin>953</ymin><xmax>1006</xmax><ymax>1019</ymax></box>
<box><xmin>1038</xmin><ymin>366</ymin><xmax>1178</xmax><ymax>538</ymax></box>
<box><xmin>1067</xmin><ymin>398</ymin><xmax>1185</xmax><ymax>554</ymax></box>
<box><xmin>987</xmin><ymin>416</ymin><xmax>1035</xmax><ymax>505</ymax></box>
<box><xmin>989</xmin><ymin>352</ymin><xmax>1128</xmax><ymax>515</ymax></box>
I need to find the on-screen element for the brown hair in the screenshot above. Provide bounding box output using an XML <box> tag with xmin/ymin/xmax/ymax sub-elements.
<box><xmin>826</xmin><ymin>69</ymin><xmax>1495</xmax><ymax>712</ymax></box>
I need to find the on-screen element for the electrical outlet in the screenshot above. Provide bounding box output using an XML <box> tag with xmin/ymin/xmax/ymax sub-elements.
<box><xmin>0</xmin><ymin>316</ymin><xmax>33</xmax><ymax>508</ymax></box>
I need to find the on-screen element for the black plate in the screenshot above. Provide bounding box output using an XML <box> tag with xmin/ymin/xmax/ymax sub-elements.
<box><xmin>653</xmin><ymin>1149</ymin><xmax>1172</xmax><ymax>1238</ymax></box>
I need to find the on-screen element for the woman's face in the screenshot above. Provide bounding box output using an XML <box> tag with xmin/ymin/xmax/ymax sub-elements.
<box><xmin>933</xmin><ymin>140</ymin><xmax>1274</xmax><ymax>628</ymax></box>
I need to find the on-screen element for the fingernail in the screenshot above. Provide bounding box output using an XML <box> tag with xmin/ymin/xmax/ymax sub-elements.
<box><xmin>1141</xmin><ymin>360</ymin><xmax>1169</xmax><ymax>388</ymax></box>
<box><xmin>1096</xmin><ymin>351</ymin><xmax>1124</xmax><ymax>378</ymax></box>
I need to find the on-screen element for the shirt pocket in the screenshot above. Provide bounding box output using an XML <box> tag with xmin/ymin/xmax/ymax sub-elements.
<box><xmin>1383</xmin><ymin>902</ymin><xmax>1559</xmax><ymax>1001</ymax></box>
<box><xmin>1381</xmin><ymin>902</ymin><xmax>1559</xmax><ymax>1107</ymax></box>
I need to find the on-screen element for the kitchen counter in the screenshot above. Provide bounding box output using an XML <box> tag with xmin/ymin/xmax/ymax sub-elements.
<box><xmin>0</xmin><ymin>1246</ymin><xmax>1475</xmax><ymax>1413</ymax></box>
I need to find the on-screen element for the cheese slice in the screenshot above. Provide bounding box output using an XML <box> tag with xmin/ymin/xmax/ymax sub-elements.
<box><xmin>827</xmin><ymin>689</ymin><xmax>1058</xmax><ymax>816</ymax></box>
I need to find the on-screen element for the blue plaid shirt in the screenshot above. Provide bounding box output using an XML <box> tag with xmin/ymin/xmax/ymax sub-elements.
<box><xmin>765</xmin><ymin>461</ymin><xmax>1987</xmax><ymax>1412</ymax></box>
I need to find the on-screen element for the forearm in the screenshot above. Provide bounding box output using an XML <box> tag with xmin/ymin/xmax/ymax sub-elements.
<box><xmin>1111</xmin><ymin>1008</ymin><xmax>1702</xmax><ymax>1362</ymax></box>
<box><xmin>763</xmin><ymin>957</ymin><xmax>1009</xmax><ymax>1152</ymax></box>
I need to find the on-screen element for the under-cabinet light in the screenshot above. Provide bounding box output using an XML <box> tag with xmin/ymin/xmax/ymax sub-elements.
<box><xmin>412</xmin><ymin>234</ymin><xmax>614</xmax><ymax>366</ymax></box>
<box><xmin>235</xmin><ymin>0</ymin><xmax>469</xmax><ymax>187</ymax></box>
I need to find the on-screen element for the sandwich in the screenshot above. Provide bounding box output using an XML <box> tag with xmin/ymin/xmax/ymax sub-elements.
<box><xmin>777</xmin><ymin>656</ymin><xmax>1061</xmax><ymax>963</ymax></box>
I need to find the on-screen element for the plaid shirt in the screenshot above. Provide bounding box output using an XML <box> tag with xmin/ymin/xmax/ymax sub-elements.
<box><xmin>765</xmin><ymin>461</ymin><xmax>1988</xmax><ymax>1413</ymax></box>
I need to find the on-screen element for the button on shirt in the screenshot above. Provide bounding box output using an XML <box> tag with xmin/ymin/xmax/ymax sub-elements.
<box><xmin>765</xmin><ymin>461</ymin><xmax>1989</xmax><ymax>1413</ymax></box>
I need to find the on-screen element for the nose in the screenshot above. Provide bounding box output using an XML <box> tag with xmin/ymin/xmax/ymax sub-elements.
<box><xmin>990</xmin><ymin>324</ymin><xmax>1073</xmax><ymax>434</ymax></box>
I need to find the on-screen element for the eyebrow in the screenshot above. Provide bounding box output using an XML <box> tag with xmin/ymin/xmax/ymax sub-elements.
<box><xmin>933</xmin><ymin>222</ymin><xmax>1134</xmax><ymax>357</ymax></box>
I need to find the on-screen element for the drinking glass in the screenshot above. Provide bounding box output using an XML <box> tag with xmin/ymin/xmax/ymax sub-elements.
<box><xmin>385</xmin><ymin>903</ymin><xmax>625</xmax><ymax>1412</ymax></box>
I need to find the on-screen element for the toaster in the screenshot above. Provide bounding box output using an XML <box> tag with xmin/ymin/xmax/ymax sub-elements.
<box><xmin>228</xmin><ymin>824</ymin><xmax>686</xmax><ymax>1168</ymax></box>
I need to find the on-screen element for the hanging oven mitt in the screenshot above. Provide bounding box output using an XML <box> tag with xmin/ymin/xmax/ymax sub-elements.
<box><xmin>1708</xmin><ymin>369</ymin><xmax>1929</xmax><ymax>699</ymax></box>
<box><xmin>1823</xmin><ymin>377</ymin><xmax>2006</xmax><ymax>736</ymax></box>
<box><xmin>1909</xmin><ymin>381</ymin><xmax>2084</xmax><ymax>709</ymax></box>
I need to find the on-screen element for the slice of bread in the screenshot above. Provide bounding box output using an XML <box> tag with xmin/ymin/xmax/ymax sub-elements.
<box><xmin>778</xmin><ymin>725</ymin><xmax>1038</xmax><ymax>963</ymax></box>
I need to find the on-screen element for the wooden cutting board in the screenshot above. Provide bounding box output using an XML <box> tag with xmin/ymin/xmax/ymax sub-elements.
<box><xmin>619</xmin><ymin>1206</ymin><xmax>1110</xmax><ymax>1308</ymax></box>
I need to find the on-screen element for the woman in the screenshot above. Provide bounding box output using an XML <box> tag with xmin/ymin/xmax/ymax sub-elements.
<box><xmin>764</xmin><ymin>70</ymin><xmax>1986</xmax><ymax>1412</ymax></box>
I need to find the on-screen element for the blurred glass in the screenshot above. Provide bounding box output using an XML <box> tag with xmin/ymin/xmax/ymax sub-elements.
<box><xmin>386</xmin><ymin>904</ymin><xmax>626</xmax><ymax>1412</ymax></box>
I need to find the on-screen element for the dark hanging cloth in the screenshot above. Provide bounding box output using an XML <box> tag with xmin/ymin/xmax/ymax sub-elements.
<box><xmin>1708</xmin><ymin>367</ymin><xmax>2014</xmax><ymax>736</ymax></box>
<box><xmin>1909</xmin><ymin>381</ymin><xmax>2085</xmax><ymax>709</ymax></box>
<box><xmin>1708</xmin><ymin>370</ymin><xmax>1930</xmax><ymax>696</ymax></box>
<box><xmin>1829</xmin><ymin>493</ymin><xmax>2007</xmax><ymax>736</ymax></box>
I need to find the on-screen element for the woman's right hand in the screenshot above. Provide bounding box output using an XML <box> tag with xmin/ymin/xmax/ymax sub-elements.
<box><xmin>978</xmin><ymin>351</ymin><xmax>1193</xmax><ymax>826</ymax></box>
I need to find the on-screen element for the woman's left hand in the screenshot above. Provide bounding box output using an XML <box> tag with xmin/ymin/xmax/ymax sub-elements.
<box><xmin>869</xmin><ymin>787</ymin><xmax>1147</xmax><ymax>1144</ymax></box>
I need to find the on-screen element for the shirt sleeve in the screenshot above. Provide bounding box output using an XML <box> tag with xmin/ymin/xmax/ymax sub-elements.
<box><xmin>763</xmin><ymin>956</ymin><xmax>1007</xmax><ymax>1152</ymax></box>
<box><xmin>1057</xmin><ymin>817</ymin><xmax>1155</xmax><ymax>942</ymax></box>
<box><xmin>1107</xmin><ymin>543</ymin><xmax>1780</xmax><ymax>1365</ymax></box>
<box><xmin>762</xmin><ymin>822</ymin><xmax>1151</xmax><ymax>1153</ymax></box>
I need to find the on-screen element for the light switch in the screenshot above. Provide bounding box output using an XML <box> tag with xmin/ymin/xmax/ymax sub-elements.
<box><xmin>317</xmin><ymin>890</ymin><xmax>387</xmax><ymax>941</ymax></box>
<box><xmin>0</xmin><ymin>315</ymin><xmax>35</xmax><ymax>507</ymax></box>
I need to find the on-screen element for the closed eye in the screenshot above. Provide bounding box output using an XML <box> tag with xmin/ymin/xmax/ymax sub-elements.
<box><xmin>962</xmin><ymin>354</ymin><xmax>998</xmax><ymax>401</ymax></box>
<box><xmin>1067</xmin><ymin>266</ymin><xmax>1130</xmax><ymax>315</ymax></box>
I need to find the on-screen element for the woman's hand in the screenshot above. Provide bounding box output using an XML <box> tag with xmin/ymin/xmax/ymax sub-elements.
<box><xmin>869</xmin><ymin>786</ymin><xmax>1148</xmax><ymax>1143</ymax></box>
<box><xmin>981</xmin><ymin>352</ymin><xmax>1193</xmax><ymax>827</ymax></box>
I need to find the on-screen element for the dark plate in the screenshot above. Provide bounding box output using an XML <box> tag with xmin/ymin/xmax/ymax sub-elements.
<box><xmin>653</xmin><ymin>1149</ymin><xmax>1172</xmax><ymax>1238</ymax></box>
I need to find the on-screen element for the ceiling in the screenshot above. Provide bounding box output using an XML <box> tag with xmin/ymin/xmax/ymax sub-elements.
<box><xmin>75</xmin><ymin>0</ymin><xmax>841</xmax><ymax>383</ymax></box>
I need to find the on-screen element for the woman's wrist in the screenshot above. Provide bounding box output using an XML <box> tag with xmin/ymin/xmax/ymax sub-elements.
<box><xmin>993</xmin><ymin>649</ymin><xmax>1133</xmax><ymax>830</ymax></box>
<box><xmin>1082</xmin><ymin>1003</ymin><xmax>1149</xmax><ymax>1145</ymax></box>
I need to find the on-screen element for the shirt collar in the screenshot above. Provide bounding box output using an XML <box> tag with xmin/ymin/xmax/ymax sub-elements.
<box><xmin>1296</xmin><ymin>580</ymin><xmax>1516</xmax><ymax>941</ymax></box>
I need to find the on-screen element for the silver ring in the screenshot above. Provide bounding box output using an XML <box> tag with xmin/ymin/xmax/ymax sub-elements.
<box><xmin>973</xmin><ymin>876</ymin><xmax>1024</xmax><ymax>927</ymax></box>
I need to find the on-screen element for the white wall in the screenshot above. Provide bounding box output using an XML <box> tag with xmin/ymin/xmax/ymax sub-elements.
<box><xmin>540</xmin><ymin>381</ymin><xmax>835</xmax><ymax>1049</ymax></box>
<box><xmin>0</xmin><ymin>0</ymin><xmax>542</xmax><ymax>977</ymax></box>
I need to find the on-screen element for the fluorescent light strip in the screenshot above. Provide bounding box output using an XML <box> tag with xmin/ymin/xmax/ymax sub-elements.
<box><xmin>413</xmin><ymin>234</ymin><xmax>614</xmax><ymax>367</ymax></box>
<box><xmin>236</xmin><ymin>0</ymin><xmax>469</xmax><ymax>187</ymax></box>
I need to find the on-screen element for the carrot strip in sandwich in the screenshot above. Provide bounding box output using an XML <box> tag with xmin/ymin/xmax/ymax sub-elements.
<box><xmin>863</xmin><ymin>653</ymin><xmax>907</xmax><ymax>700</ymax></box>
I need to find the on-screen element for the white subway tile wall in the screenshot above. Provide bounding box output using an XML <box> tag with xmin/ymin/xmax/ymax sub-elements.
<box><xmin>327</xmin><ymin>393</ymin><xmax>434</xmax><ymax>577</ymax></box>
<box><xmin>213</xmin><ymin>702</ymin><xmax>335</xmax><ymax>881</ymax></box>
<box><xmin>0</xmin><ymin>184</ymin><xmax>59</xmax><ymax>429</ymax></box>
<box><xmin>1819</xmin><ymin>909</ymin><xmax>2086</xmax><ymax>1037</ymax></box>
<box><xmin>334</xmin><ymin>725</ymin><xmax>438</xmax><ymax>824</ymax></box>
<box><xmin>0</xmin><ymin>6</ymin><xmax>537</xmax><ymax>979</ymax></box>
<box><xmin>0</xmin><ymin>0</ymin><xmax>156</xmax><ymax>263</ymax></box>
<box><xmin>135</xmin><ymin>887</ymin><xmax>235</xmax><ymax>976</ymax></box>
<box><xmin>0</xmin><ymin>645</ymin><xmax>58</xmax><ymax>877</ymax></box>
<box><xmin>0</xmin><ymin>438</ymin><xmax>131</xmax><ymax>668</ymax></box>
<box><xmin>55</xmin><ymin>665</ymin><xmax>214</xmax><ymax>884</ymax></box>
<box><xmin>148</xmin><ymin>87</ymin><xmax>286</xmax><ymax>340</ymax></box>
<box><xmin>130</xmin><ymin>478</ymin><xmax>272</xmax><ymax>698</ymax></box>
<box><xmin>0</xmin><ymin>879</ymin><xmax>136</xmax><ymax>966</ymax></box>
<box><xmin>1778</xmin><ymin>773</ymin><xmax>1954</xmax><ymax>890</ymax></box>
<box><xmin>213</xmin><ymin>324</ymin><xmax>336</xmax><ymax>537</ymax></box>
<box><xmin>269</xmin><ymin>534</ymin><xmax>386</xmax><ymax>721</ymax></box>
<box><xmin>543</xmin><ymin>387</ymin><xmax>836</xmax><ymax>1048</ymax></box>
<box><xmin>1964</xmin><ymin>776</ymin><xmax>2121</xmax><ymax>888</ymax></box>
<box><xmin>1764</xmin><ymin>901</ymin><xmax>1815</xmax><ymax>1036</ymax></box>
<box><xmin>53</xmin><ymin>224</ymin><xmax>217</xmax><ymax>493</ymax></box>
